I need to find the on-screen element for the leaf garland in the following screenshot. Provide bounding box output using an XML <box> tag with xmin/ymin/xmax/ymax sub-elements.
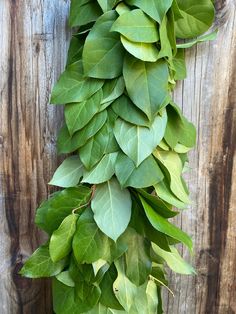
<box><xmin>21</xmin><ymin>1</ymin><xmax>216</xmax><ymax>313</ymax></box>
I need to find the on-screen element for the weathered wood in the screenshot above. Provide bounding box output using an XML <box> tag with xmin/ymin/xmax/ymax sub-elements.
<box><xmin>164</xmin><ymin>0</ymin><xmax>236</xmax><ymax>313</ymax></box>
<box><xmin>0</xmin><ymin>1</ymin><xmax>70</xmax><ymax>313</ymax></box>
<box><xmin>0</xmin><ymin>1</ymin><xmax>235</xmax><ymax>313</ymax></box>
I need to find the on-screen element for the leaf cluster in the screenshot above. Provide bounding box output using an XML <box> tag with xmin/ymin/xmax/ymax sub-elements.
<box><xmin>20</xmin><ymin>0</ymin><xmax>215</xmax><ymax>313</ymax></box>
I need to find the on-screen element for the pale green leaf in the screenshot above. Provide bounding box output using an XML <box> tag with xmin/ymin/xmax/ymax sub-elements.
<box><xmin>56</xmin><ymin>271</ymin><xmax>75</xmax><ymax>287</ymax></box>
<box><xmin>82</xmin><ymin>152</ymin><xmax>118</xmax><ymax>184</ymax></box>
<box><xmin>176</xmin><ymin>30</ymin><xmax>217</xmax><ymax>48</ymax></box>
<box><xmin>91</xmin><ymin>178</ymin><xmax>132</xmax><ymax>241</ymax></box>
<box><xmin>114</xmin><ymin>111</ymin><xmax>167</xmax><ymax>166</ymax></box>
<box><xmin>113</xmin><ymin>259</ymin><xmax>137</xmax><ymax>312</ymax></box>
<box><xmin>111</xmin><ymin>9</ymin><xmax>159</xmax><ymax>43</ymax></box>
<box><xmin>49</xmin><ymin>156</ymin><xmax>83</xmax><ymax>188</ymax></box>
<box><xmin>115</xmin><ymin>153</ymin><xmax>163</xmax><ymax>188</ymax></box>
<box><xmin>123</xmin><ymin>54</ymin><xmax>169</xmax><ymax>120</ymax></box>
<box><xmin>125</xmin><ymin>0</ymin><xmax>173</xmax><ymax>24</ymax></box>
<box><xmin>153</xmin><ymin>244</ymin><xmax>196</xmax><ymax>275</ymax></box>
<box><xmin>155</xmin><ymin>179</ymin><xmax>187</xmax><ymax>209</ymax></box>
<box><xmin>49</xmin><ymin>214</ymin><xmax>78</xmax><ymax>262</ymax></box>
<box><xmin>175</xmin><ymin>0</ymin><xmax>215</xmax><ymax>39</ymax></box>
<box><xmin>121</xmin><ymin>36</ymin><xmax>159</xmax><ymax>62</ymax></box>
<box><xmin>154</xmin><ymin>150</ymin><xmax>190</xmax><ymax>203</ymax></box>
<box><xmin>83</xmin><ymin>11</ymin><xmax>125</xmax><ymax>79</ymax></box>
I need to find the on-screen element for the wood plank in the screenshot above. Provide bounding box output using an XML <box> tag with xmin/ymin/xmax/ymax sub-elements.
<box><xmin>163</xmin><ymin>0</ymin><xmax>236</xmax><ymax>313</ymax></box>
<box><xmin>0</xmin><ymin>1</ymin><xmax>70</xmax><ymax>313</ymax></box>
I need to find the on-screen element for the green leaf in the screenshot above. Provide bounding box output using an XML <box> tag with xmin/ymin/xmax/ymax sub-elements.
<box><xmin>154</xmin><ymin>150</ymin><xmax>190</xmax><ymax>203</ymax></box>
<box><xmin>79</xmin><ymin>124</ymin><xmax>110</xmax><ymax>170</ymax></box>
<box><xmin>111</xmin><ymin>9</ymin><xmax>159</xmax><ymax>43</ymax></box>
<box><xmin>140</xmin><ymin>197</ymin><xmax>193</xmax><ymax>251</ymax></box>
<box><xmin>100</xmin><ymin>264</ymin><xmax>124</xmax><ymax>310</ymax></box>
<box><xmin>53</xmin><ymin>279</ymin><xmax>101</xmax><ymax>314</ymax></box>
<box><xmin>49</xmin><ymin>156</ymin><xmax>83</xmax><ymax>188</ymax></box>
<box><xmin>101</xmin><ymin>77</ymin><xmax>125</xmax><ymax>105</ymax></box>
<box><xmin>153</xmin><ymin>244</ymin><xmax>196</xmax><ymax>275</ymax></box>
<box><xmin>112</xmin><ymin>95</ymin><xmax>150</xmax><ymax>127</ymax></box>
<box><xmin>65</xmin><ymin>89</ymin><xmax>103</xmax><ymax>135</ymax></box>
<box><xmin>97</xmin><ymin>0</ymin><xmax>119</xmax><ymax>13</ymax></box>
<box><xmin>123</xmin><ymin>54</ymin><xmax>169</xmax><ymax>120</ymax></box>
<box><xmin>115</xmin><ymin>153</ymin><xmax>163</xmax><ymax>188</ymax></box>
<box><xmin>146</xmin><ymin>280</ymin><xmax>159</xmax><ymax>314</ymax></box>
<box><xmin>114</xmin><ymin>111</ymin><xmax>167</xmax><ymax>166</ymax></box>
<box><xmin>82</xmin><ymin>152</ymin><xmax>118</xmax><ymax>184</ymax></box>
<box><xmin>175</xmin><ymin>0</ymin><xmax>215</xmax><ymax>39</ymax></box>
<box><xmin>49</xmin><ymin>214</ymin><xmax>78</xmax><ymax>262</ymax></box>
<box><xmin>66</xmin><ymin>37</ymin><xmax>84</xmax><ymax>66</ymax></box>
<box><xmin>83</xmin><ymin>11</ymin><xmax>125</xmax><ymax>79</ymax></box>
<box><xmin>20</xmin><ymin>244</ymin><xmax>65</xmax><ymax>278</ymax></box>
<box><xmin>123</xmin><ymin>228</ymin><xmax>152</xmax><ymax>286</ymax></box>
<box><xmin>58</xmin><ymin>111</ymin><xmax>108</xmax><ymax>155</ymax></box>
<box><xmin>157</xmin><ymin>15</ymin><xmax>173</xmax><ymax>59</ymax></box>
<box><xmin>155</xmin><ymin>179</ymin><xmax>187</xmax><ymax>209</ymax></box>
<box><xmin>113</xmin><ymin>258</ymin><xmax>137</xmax><ymax>312</ymax></box>
<box><xmin>73</xmin><ymin>110</ymin><xmax>108</xmax><ymax>148</ymax></box>
<box><xmin>165</xmin><ymin>103</ymin><xmax>196</xmax><ymax>148</ymax></box>
<box><xmin>126</xmin><ymin>0</ymin><xmax>173</xmax><ymax>24</ymax></box>
<box><xmin>91</xmin><ymin>178</ymin><xmax>132</xmax><ymax>241</ymax></box>
<box><xmin>137</xmin><ymin>188</ymin><xmax>178</xmax><ymax>218</ymax></box>
<box><xmin>73</xmin><ymin>208</ymin><xmax>108</xmax><ymax>263</ymax></box>
<box><xmin>36</xmin><ymin>187</ymin><xmax>91</xmax><ymax>234</ymax></box>
<box><xmin>176</xmin><ymin>30</ymin><xmax>218</xmax><ymax>48</ymax></box>
<box><xmin>51</xmin><ymin>61</ymin><xmax>104</xmax><ymax>104</ymax></box>
<box><xmin>171</xmin><ymin>49</ymin><xmax>187</xmax><ymax>81</ymax></box>
<box><xmin>56</xmin><ymin>271</ymin><xmax>75</xmax><ymax>287</ymax></box>
<box><xmin>69</xmin><ymin>0</ymin><xmax>102</xmax><ymax>27</ymax></box>
<box><xmin>121</xmin><ymin>36</ymin><xmax>159</xmax><ymax>62</ymax></box>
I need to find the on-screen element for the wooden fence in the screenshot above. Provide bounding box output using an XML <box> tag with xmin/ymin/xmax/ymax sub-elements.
<box><xmin>0</xmin><ymin>1</ymin><xmax>235</xmax><ymax>313</ymax></box>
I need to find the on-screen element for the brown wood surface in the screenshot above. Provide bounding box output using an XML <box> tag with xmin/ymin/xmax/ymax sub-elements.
<box><xmin>0</xmin><ymin>0</ymin><xmax>235</xmax><ymax>313</ymax></box>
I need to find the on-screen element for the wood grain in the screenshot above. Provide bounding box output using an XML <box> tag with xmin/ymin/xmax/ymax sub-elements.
<box><xmin>0</xmin><ymin>1</ymin><xmax>70</xmax><ymax>313</ymax></box>
<box><xmin>0</xmin><ymin>1</ymin><xmax>235</xmax><ymax>313</ymax></box>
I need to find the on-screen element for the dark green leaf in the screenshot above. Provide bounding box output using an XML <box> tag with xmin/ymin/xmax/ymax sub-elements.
<box><xmin>20</xmin><ymin>244</ymin><xmax>65</xmax><ymax>278</ymax></box>
<box><xmin>69</xmin><ymin>0</ymin><xmax>102</xmax><ymax>27</ymax></box>
<box><xmin>51</xmin><ymin>61</ymin><xmax>104</xmax><ymax>104</ymax></box>
<box><xmin>112</xmin><ymin>95</ymin><xmax>150</xmax><ymax>127</ymax></box>
<box><xmin>140</xmin><ymin>197</ymin><xmax>193</xmax><ymax>251</ymax></box>
<box><xmin>65</xmin><ymin>89</ymin><xmax>103</xmax><ymax>135</ymax></box>
<box><xmin>123</xmin><ymin>228</ymin><xmax>152</xmax><ymax>286</ymax></box>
